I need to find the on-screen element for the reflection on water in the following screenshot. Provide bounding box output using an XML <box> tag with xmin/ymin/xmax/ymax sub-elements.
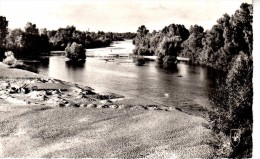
<box><xmin>32</xmin><ymin>40</ymin><xmax>216</xmax><ymax>109</ymax></box>
<box><xmin>66</xmin><ymin>60</ymin><xmax>86</xmax><ymax>69</ymax></box>
<box><xmin>36</xmin><ymin>56</ymin><xmax>215</xmax><ymax>109</ymax></box>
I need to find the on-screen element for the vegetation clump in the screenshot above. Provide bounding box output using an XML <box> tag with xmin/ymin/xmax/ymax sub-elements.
<box><xmin>65</xmin><ymin>42</ymin><xmax>86</xmax><ymax>61</ymax></box>
<box><xmin>133</xmin><ymin>24</ymin><xmax>189</xmax><ymax>67</ymax></box>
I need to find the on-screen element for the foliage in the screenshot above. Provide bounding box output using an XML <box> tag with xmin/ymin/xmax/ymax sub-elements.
<box><xmin>209</xmin><ymin>52</ymin><xmax>252</xmax><ymax>158</ymax></box>
<box><xmin>180</xmin><ymin>25</ymin><xmax>204</xmax><ymax>64</ymax></box>
<box><xmin>4</xmin><ymin>22</ymin><xmax>51</xmax><ymax>58</ymax></box>
<box><xmin>132</xmin><ymin>25</ymin><xmax>153</xmax><ymax>56</ymax></box>
<box><xmin>47</xmin><ymin>26</ymin><xmax>135</xmax><ymax>50</ymax></box>
<box><xmin>179</xmin><ymin>3</ymin><xmax>253</xmax><ymax>72</ymax></box>
<box><xmin>3</xmin><ymin>22</ymin><xmax>134</xmax><ymax>58</ymax></box>
<box><xmin>0</xmin><ymin>16</ymin><xmax>8</xmax><ymax>45</ymax></box>
<box><xmin>156</xmin><ymin>36</ymin><xmax>182</xmax><ymax>64</ymax></box>
<box><xmin>226</xmin><ymin>52</ymin><xmax>252</xmax><ymax>157</ymax></box>
<box><xmin>65</xmin><ymin>42</ymin><xmax>86</xmax><ymax>61</ymax></box>
<box><xmin>133</xmin><ymin>24</ymin><xmax>189</xmax><ymax>67</ymax></box>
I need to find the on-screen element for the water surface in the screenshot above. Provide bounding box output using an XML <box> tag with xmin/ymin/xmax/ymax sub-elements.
<box><xmin>33</xmin><ymin>40</ymin><xmax>216</xmax><ymax>109</ymax></box>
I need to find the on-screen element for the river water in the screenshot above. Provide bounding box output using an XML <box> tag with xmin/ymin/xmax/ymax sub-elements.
<box><xmin>31</xmin><ymin>40</ymin><xmax>216</xmax><ymax>110</ymax></box>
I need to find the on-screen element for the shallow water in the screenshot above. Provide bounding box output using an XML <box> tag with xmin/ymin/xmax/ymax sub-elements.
<box><xmin>31</xmin><ymin>40</ymin><xmax>216</xmax><ymax>109</ymax></box>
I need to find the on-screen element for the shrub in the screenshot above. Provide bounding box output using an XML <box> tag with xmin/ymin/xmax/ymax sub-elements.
<box><xmin>65</xmin><ymin>42</ymin><xmax>86</xmax><ymax>61</ymax></box>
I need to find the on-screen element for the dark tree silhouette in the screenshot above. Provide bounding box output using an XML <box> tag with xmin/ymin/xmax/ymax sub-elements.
<box><xmin>0</xmin><ymin>16</ymin><xmax>8</xmax><ymax>60</ymax></box>
<box><xmin>65</xmin><ymin>42</ymin><xmax>86</xmax><ymax>61</ymax></box>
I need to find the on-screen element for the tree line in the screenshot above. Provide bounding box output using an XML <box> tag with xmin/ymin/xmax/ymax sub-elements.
<box><xmin>133</xmin><ymin>3</ymin><xmax>252</xmax><ymax>72</ymax></box>
<box><xmin>133</xmin><ymin>3</ymin><xmax>253</xmax><ymax>158</ymax></box>
<box><xmin>0</xmin><ymin>18</ymin><xmax>136</xmax><ymax>60</ymax></box>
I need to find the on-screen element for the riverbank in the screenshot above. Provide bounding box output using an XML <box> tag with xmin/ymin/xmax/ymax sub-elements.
<box><xmin>0</xmin><ymin>62</ymin><xmax>215</xmax><ymax>158</ymax></box>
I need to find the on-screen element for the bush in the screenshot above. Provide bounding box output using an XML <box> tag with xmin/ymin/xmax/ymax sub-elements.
<box><xmin>65</xmin><ymin>42</ymin><xmax>86</xmax><ymax>61</ymax></box>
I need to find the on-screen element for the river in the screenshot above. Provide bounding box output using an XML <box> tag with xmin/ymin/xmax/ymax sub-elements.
<box><xmin>29</xmin><ymin>40</ymin><xmax>216</xmax><ymax>111</ymax></box>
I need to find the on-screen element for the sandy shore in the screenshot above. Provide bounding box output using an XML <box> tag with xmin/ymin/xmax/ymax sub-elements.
<box><xmin>0</xmin><ymin>62</ymin><xmax>215</xmax><ymax>158</ymax></box>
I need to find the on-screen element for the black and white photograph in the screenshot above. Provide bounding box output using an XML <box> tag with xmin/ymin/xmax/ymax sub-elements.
<box><xmin>0</xmin><ymin>0</ymin><xmax>255</xmax><ymax>158</ymax></box>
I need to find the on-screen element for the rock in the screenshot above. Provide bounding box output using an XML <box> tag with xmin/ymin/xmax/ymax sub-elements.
<box><xmin>47</xmin><ymin>79</ymin><xmax>55</xmax><ymax>83</ymax></box>
<box><xmin>131</xmin><ymin>105</ymin><xmax>145</xmax><ymax>110</ymax></box>
<box><xmin>27</xmin><ymin>91</ymin><xmax>47</xmax><ymax>101</ymax></box>
<box><xmin>102</xmin><ymin>104</ymin><xmax>110</xmax><ymax>108</ymax></box>
<box><xmin>51</xmin><ymin>90</ymin><xmax>59</xmax><ymax>95</ymax></box>
<box><xmin>75</xmin><ymin>94</ymin><xmax>84</xmax><ymax>99</ymax></box>
<box><xmin>159</xmin><ymin>106</ymin><xmax>169</xmax><ymax>111</ymax></box>
<box><xmin>45</xmin><ymin>90</ymin><xmax>52</xmax><ymax>95</ymax></box>
<box><xmin>71</xmin><ymin>87</ymin><xmax>83</xmax><ymax>93</ymax></box>
<box><xmin>73</xmin><ymin>103</ymin><xmax>80</xmax><ymax>107</ymax></box>
<box><xmin>106</xmin><ymin>99</ymin><xmax>113</xmax><ymax>103</ymax></box>
<box><xmin>0</xmin><ymin>90</ymin><xmax>6</xmax><ymax>95</ymax></box>
<box><xmin>86</xmin><ymin>103</ymin><xmax>96</xmax><ymax>108</ymax></box>
<box><xmin>80</xmin><ymin>103</ymin><xmax>87</xmax><ymax>107</ymax></box>
<box><xmin>8</xmin><ymin>87</ymin><xmax>18</xmax><ymax>94</ymax></box>
<box><xmin>58</xmin><ymin>102</ymin><xmax>66</xmax><ymax>107</ymax></box>
<box><xmin>2</xmin><ymin>82</ymin><xmax>10</xmax><ymax>89</ymax></box>
<box><xmin>62</xmin><ymin>101</ymin><xmax>79</xmax><ymax>107</ymax></box>
<box><xmin>175</xmin><ymin>107</ymin><xmax>182</xmax><ymax>112</ymax></box>
<box><xmin>96</xmin><ymin>104</ymin><xmax>103</xmax><ymax>108</ymax></box>
<box><xmin>97</xmin><ymin>104</ymin><xmax>109</xmax><ymax>108</ymax></box>
<box><xmin>37</xmin><ymin>78</ymin><xmax>49</xmax><ymax>83</ymax></box>
<box><xmin>110</xmin><ymin>104</ymin><xmax>118</xmax><ymax>109</ymax></box>
<box><xmin>99</xmin><ymin>100</ymin><xmax>108</xmax><ymax>104</ymax></box>
<box><xmin>47</xmin><ymin>96</ymin><xmax>67</xmax><ymax>106</ymax></box>
<box><xmin>65</xmin><ymin>103</ymin><xmax>73</xmax><ymax>107</ymax></box>
<box><xmin>167</xmin><ymin>107</ymin><xmax>175</xmax><ymax>111</ymax></box>
<box><xmin>21</xmin><ymin>87</ymin><xmax>29</xmax><ymax>94</ymax></box>
<box><xmin>30</xmin><ymin>80</ymin><xmax>36</xmax><ymax>84</ymax></box>
<box><xmin>148</xmin><ymin>107</ymin><xmax>156</xmax><ymax>110</ymax></box>
<box><xmin>82</xmin><ymin>90</ymin><xmax>95</xmax><ymax>95</ymax></box>
<box><xmin>10</xmin><ymin>84</ymin><xmax>20</xmax><ymax>89</ymax></box>
<box><xmin>52</xmin><ymin>94</ymin><xmax>60</xmax><ymax>98</ymax></box>
<box><xmin>118</xmin><ymin>105</ymin><xmax>125</xmax><ymax>109</ymax></box>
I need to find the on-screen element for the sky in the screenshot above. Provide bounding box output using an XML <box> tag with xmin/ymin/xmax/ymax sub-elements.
<box><xmin>0</xmin><ymin>0</ymin><xmax>252</xmax><ymax>32</ymax></box>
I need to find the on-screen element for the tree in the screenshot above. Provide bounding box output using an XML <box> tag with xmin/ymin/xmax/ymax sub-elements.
<box><xmin>65</xmin><ymin>42</ymin><xmax>86</xmax><ymax>61</ymax></box>
<box><xmin>137</xmin><ymin>25</ymin><xmax>149</xmax><ymax>37</ymax></box>
<box><xmin>0</xmin><ymin>16</ymin><xmax>8</xmax><ymax>60</ymax></box>
<box><xmin>209</xmin><ymin>52</ymin><xmax>252</xmax><ymax>157</ymax></box>
<box><xmin>133</xmin><ymin>25</ymin><xmax>152</xmax><ymax>56</ymax></box>
<box><xmin>226</xmin><ymin>52</ymin><xmax>252</xmax><ymax>157</ymax></box>
<box><xmin>231</xmin><ymin>3</ymin><xmax>253</xmax><ymax>54</ymax></box>
<box><xmin>5</xmin><ymin>28</ymin><xmax>23</xmax><ymax>54</ymax></box>
<box><xmin>24</xmin><ymin>22</ymin><xmax>39</xmax><ymax>35</ymax></box>
<box><xmin>207</xmin><ymin>3</ymin><xmax>253</xmax><ymax>157</ymax></box>
<box><xmin>18</xmin><ymin>22</ymin><xmax>51</xmax><ymax>57</ymax></box>
<box><xmin>180</xmin><ymin>25</ymin><xmax>204</xmax><ymax>63</ymax></box>
<box><xmin>156</xmin><ymin>36</ymin><xmax>182</xmax><ymax>64</ymax></box>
